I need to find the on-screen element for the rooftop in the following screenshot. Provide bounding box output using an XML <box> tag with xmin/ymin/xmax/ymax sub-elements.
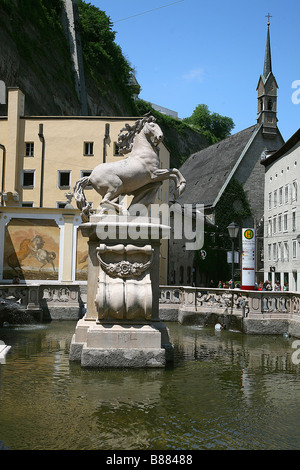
<box><xmin>174</xmin><ymin>125</ymin><xmax>258</xmax><ymax>208</ymax></box>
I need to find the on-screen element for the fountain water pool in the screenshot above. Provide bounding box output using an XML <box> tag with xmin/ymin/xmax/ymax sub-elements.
<box><xmin>0</xmin><ymin>321</ymin><xmax>300</xmax><ymax>450</ymax></box>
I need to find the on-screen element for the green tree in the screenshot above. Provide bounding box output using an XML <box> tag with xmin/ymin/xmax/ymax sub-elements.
<box><xmin>183</xmin><ymin>104</ymin><xmax>235</xmax><ymax>144</ymax></box>
<box><xmin>78</xmin><ymin>1</ymin><xmax>133</xmax><ymax>89</ymax></box>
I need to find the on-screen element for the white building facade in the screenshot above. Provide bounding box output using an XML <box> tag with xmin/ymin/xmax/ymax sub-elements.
<box><xmin>262</xmin><ymin>129</ymin><xmax>300</xmax><ymax>291</ymax></box>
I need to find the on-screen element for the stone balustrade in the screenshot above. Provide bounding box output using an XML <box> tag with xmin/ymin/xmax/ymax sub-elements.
<box><xmin>0</xmin><ymin>283</ymin><xmax>83</xmax><ymax>321</ymax></box>
<box><xmin>2</xmin><ymin>283</ymin><xmax>300</xmax><ymax>336</ymax></box>
<box><xmin>0</xmin><ymin>284</ymin><xmax>29</xmax><ymax>305</ymax></box>
<box><xmin>159</xmin><ymin>286</ymin><xmax>300</xmax><ymax>334</ymax></box>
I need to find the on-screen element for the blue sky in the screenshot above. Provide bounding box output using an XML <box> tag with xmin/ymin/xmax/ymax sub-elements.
<box><xmin>90</xmin><ymin>0</ymin><xmax>300</xmax><ymax>142</ymax></box>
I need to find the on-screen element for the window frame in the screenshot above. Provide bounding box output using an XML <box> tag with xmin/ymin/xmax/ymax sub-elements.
<box><xmin>292</xmin><ymin>208</ymin><xmax>297</xmax><ymax>231</ymax></box>
<box><xmin>21</xmin><ymin>170</ymin><xmax>35</xmax><ymax>188</ymax></box>
<box><xmin>278</xmin><ymin>242</ymin><xmax>282</xmax><ymax>261</ymax></box>
<box><xmin>273</xmin><ymin>243</ymin><xmax>277</xmax><ymax>261</ymax></box>
<box><xmin>292</xmin><ymin>180</ymin><xmax>298</xmax><ymax>202</ymax></box>
<box><xmin>283</xmin><ymin>212</ymin><xmax>288</xmax><ymax>232</ymax></box>
<box><xmin>25</xmin><ymin>142</ymin><xmax>34</xmax><ymax>157</ymax></box>
<box><xmin>57</xmin><ymin>170</ymin><xmax>71</xmax><ymax>189</ymax></box>
<box><xmin>278</xmin><ymin>213</ymin><xmax>282</xmax><ymax>232</ymax></box>
<box><xmin>279</xmin><ymin>186</ymin><xmax>283</xmax><ymax>205</ymax></box>
<box><xmin>268</xmin><ymin>244</ymin><xmax>272</xmax><ymax>261</ymax></box>
<box><xmin>284</xmin><ymin>241</ymin><xmax>289</xmax><ymax>261</ymax></box>
<box><xmin>293</xmin><ymin>239</ymin><xmax>297</xmax><ymax>260</ymax></box>
<box><xmin>268</xmin><ymin>218</ymin><xmax>272</xmax><ymax>237</ymax></box>
<box><xmin>285</xmin><ymin>184</ymin><xmax>289</xmax><ymax>204</ymax></box>
<box><xmin>273</xmin><ymin>215</ymin><xmax>276</xmax><ymax>234</ymax></box>
<box><xmin>273</xmin><ymin>189</ymin><xmax>277</xmax><ymax>208</ymax></box>
<box><xmin>83</xmin><ymin>141</ymin><xmax>94</xmax><ymax>156</ymax></box>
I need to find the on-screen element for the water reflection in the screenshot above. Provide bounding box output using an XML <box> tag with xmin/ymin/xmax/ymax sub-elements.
<box><xmin>0</xmin><ymin>322</ymin><xmax>300</xmax><ymax>450</ymax></box>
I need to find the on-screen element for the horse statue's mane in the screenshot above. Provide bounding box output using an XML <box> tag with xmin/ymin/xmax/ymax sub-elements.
<box><xmin>117</xmin><ymin>113</ymin><xmax>156</xmax><ymax>155</ymax></box>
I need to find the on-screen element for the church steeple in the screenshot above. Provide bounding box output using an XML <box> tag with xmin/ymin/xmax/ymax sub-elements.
<box><xmin>257</xmin><ymin>15</ymin><xmax>279</xmax><ymax>138</ymax></box>
<box><xmin>263</xmin><ymin>22</ymin><xmax>272</xmax><ymax>78</ymax></box>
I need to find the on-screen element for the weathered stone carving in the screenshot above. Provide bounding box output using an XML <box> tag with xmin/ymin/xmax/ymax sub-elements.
<box><xmin>96</xmin><ymin>243</ymin><xmax>153</xmax><ymax>278</ymax></box>
<box><xmin>0</xmin><ymin>287</ymin><xmax>27</xmax><ymax>304</ymax></box>
<box><xmin>95</xmin><ymin>243</ymin><xmax>153</xmax><ymax>322</ymax></box>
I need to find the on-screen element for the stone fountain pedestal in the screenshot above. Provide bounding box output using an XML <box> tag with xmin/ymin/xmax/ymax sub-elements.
<box><xmin>69</xmin><ymin>214</ymin><xmax>173</xmax><ymax>368</ymax></box>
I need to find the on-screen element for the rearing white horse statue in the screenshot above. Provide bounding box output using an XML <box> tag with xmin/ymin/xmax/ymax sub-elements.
<box><xmin>73</xmin><ymin>114</ymin><xmax>186</xmax><ymax>221</ymax></box>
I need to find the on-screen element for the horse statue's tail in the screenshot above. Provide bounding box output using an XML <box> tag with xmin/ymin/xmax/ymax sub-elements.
<box><xmin>73</xmin><ymin>176</ymin><xmax>92</xmax><ymax>222</ymax></box>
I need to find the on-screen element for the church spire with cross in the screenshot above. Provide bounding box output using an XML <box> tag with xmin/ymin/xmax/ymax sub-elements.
<box><xmin>256</xmin><ymin>14</ymin><xmax>279</xmax><ymax>138</ymax></box>
<box><xmin>263</xmin><ymin>14</ymin><xmax>272</xmax><ymax>78</ymax></box>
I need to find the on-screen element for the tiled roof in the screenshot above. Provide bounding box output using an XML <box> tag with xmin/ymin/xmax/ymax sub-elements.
<box><xmin>173</xmin><ymin>125</ymin><xmax>258</xmax><ymax>207</ymax></box>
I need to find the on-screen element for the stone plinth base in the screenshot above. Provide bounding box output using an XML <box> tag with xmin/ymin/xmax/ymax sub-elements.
<box><xmin>69</xmin><ymin>317</ymin><xmax>173</xmax><ymax>368</ymax></box>
<box><xmin>81</xmin><ymin>347</ymin><xmax>165</xmax><ymax>369</ymax></box>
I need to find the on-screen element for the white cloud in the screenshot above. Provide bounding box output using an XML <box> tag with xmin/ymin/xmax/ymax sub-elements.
<box><xmin>182</xmin><ymin>67</ymin><xmax>204</xmax><ymax>83</ymax></box>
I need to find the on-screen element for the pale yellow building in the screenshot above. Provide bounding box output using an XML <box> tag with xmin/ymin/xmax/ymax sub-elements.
<box><xmin>0</xmin><ymin>88</ymin><xmax>170</xmax><ymax>284</ymax></box>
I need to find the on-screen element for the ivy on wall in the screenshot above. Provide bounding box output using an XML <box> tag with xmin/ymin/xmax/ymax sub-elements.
<box><xmin>215</xmin><ymin>178</ymin><xmax>252</xmax><ymax>249</ymax></box>
<box><xmin>194</xmin><ymin>226</ymin><xmax>229</xmax><ymax>285</ymax></box>
<box><xmin>195</xmin><ymin>178</ymin><xmax>252</xmax><ymax>284</ymax></box>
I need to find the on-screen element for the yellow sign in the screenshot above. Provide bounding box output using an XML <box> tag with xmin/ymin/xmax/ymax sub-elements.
<box><xmin>244</xmin><ymin>229</ymin><xmax>254</xmax><ymax>240</ymax></box>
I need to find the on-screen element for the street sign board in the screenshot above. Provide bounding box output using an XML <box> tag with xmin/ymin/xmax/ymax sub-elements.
<box><xmin>241</xmin><ymin>228</ymin><xmax>255</xmax><ymax>290</ymax></box>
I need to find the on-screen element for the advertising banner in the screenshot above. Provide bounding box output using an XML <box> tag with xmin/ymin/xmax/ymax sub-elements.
<box><xmin>241</xmin><ymin>228</ymin><xmax>255</xmax><ymax>290</ymax></box>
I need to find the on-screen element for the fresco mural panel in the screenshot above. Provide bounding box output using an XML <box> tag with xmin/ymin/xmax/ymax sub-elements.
<box><xmin>3</xmin><ymin>219</ymin><xmax>60</xmax><ymax>280</ymax></box>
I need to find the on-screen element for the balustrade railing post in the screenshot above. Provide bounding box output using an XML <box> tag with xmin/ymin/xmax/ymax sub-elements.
<box><xmin>27</xmin><ymin>284</ymin><xmax>40</xmax><ymax>311</ymax></box>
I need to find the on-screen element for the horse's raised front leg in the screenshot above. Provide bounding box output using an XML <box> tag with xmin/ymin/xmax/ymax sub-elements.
<box><xmin>151</xmin><ymin>168</ymin><xmax>186</xmax><ymax>199</ymax></box>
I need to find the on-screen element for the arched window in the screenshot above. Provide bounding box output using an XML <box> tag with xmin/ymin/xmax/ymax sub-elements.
<box><xmin>260</xmin><ymin>98</ymin><xmax>263</xmax><ymax>111</ymax></box>
<box><xmin>268</xmin><ymin>99</ymin><xmax>273</xmax><ymax>111</ymax></box>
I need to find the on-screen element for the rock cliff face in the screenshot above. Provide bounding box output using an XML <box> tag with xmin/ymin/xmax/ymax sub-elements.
<box><xmin>0</xmin><ymin>0</ymin><xmax>135</xmax><ymax>116</ymax></box>
<box><xmin>0</xmin><ymin>1</ymin><xmax>78</xmax><ymax>115</ymax></box>
<box><xmin>0</xmin><ymin>0</ymin><xmax>208</xmax><ymax>164</ymax></box>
